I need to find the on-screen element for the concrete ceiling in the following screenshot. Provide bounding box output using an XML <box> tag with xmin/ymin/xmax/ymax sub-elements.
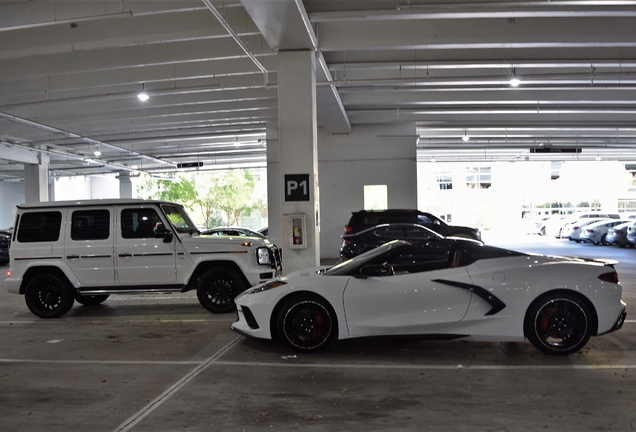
<box><xmin>1</xmin><ymin>0</ymin><xmax>636</xmax><ymax>181</ymax></box>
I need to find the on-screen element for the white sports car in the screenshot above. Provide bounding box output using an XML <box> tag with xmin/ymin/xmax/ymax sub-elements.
<box><xmin>232</xmin><ymin>240</ymin><xmax>627</xmax><ymax>355</ymax></box>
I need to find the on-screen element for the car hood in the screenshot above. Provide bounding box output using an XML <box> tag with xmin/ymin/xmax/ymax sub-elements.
<box><xmin>182</xmin><ymin>234</ymin><xmax>272</xmax><ymax>249</ymax></box>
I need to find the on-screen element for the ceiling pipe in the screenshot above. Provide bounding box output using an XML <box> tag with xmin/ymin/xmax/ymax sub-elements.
<box><xmin>0</xmin><ymin>111</ymin><xmax>175</xmax><ymax>167</ymax></box>
<box><xmin>7</xmin><ymin>141</ymin><xmax>146</xmax><ymax>175</ymax></box>
<box><xmin>202</xmin><ymin>0</ymin><xmax>269</xmax><ymax>84</ymax></box>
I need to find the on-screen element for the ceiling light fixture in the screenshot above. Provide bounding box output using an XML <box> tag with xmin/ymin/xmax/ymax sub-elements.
<box><xmin>137</xmin><ymin>83</ymin><xmax>149</xmax><ymax>101</ymax></box>
<box><xmin>462</xmin><ymin>131</ymin><xmax>470</xmax><ymax>142</ymax></box>
<box><xmin>93</xmin><ymin>146</ymin><xmax>101</xmax><ymax>157</ymax></box>
<box><xmin>509</xmin><ymin>67</ymin><xmax>520</xmax><ymax>87</ymax></box>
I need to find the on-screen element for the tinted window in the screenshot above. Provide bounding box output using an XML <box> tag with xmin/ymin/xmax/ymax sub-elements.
<box><xmin>406</xmin><ymin>227</ymin><xmax>436</xmax><ymax>240</ymax></box>
<box><xmin>17</xmin><ymin>212</ymin><xmax>62</xmax><ymax>243</ymax></box>
<box><xmin>374</xmin><ymin>227</ymin><xmax>404</xmax><ymax>238</ymax></box>
<box><xmin>417</xmin><ymin>215</ymin><xmax>433</xmax><ymax>224</ymax></box>
<box><xmin>121</xmin><ymin>208</ymin><xmax>163</xmax><ymax>239</ymax></box>
<box><xmin>71</xmin><ymin>210</ymin><xmax>110</xmax><ymax>241</ymax></box>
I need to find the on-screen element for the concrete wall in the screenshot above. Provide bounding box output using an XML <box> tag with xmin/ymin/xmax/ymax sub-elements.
<box><xmin>0</xmin><ymin>181</ymin><xmax>24</xmax><ymax>228</ymax></box>
<box><xmin>318</xmin><ymin>123</ymin><xmax>418</xmax><ymax>259</ymax></box>
<box><xmin>53</xmin><ymin>175</ymin><xmax>120</xmax><ymax>201</ymax></box>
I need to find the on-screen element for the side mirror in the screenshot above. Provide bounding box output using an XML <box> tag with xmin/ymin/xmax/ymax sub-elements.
<box><xmin>154</xmin><ymin>225</ymin><xmax>174</xmax><ymax>243</ymax></box>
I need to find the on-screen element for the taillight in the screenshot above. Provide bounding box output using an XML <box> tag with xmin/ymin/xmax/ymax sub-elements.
<box><xmin>344</xmin><ymin>226</ymin><xmax>353</xmax><ymax>234</ymax></box>
<box><xmin>6</xmin><ymin>270</ymin><xmax>10</xmax><ymax>278</ymax></box>
<box><xmin>599</xmin><ymin>272</ymin><xmax>619</xmax><ymax>284</ymax></box>
<box><xmin>342</xmin><ymin>239</ymin><xmax>354</xmax><ymax>246</ymax></box>
<box><xmin>573</xmin><ymin>226</ymin><xmax>580</xmax><ymax>230</ymax></box>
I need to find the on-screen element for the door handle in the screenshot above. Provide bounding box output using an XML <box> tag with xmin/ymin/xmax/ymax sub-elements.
<box><xmin>119</xmin><ymin>253</ymin><xmax>132</xmax><ymax>258</ymax></box>
<box><xmin>66</xmin><ymin>255</ymin><xmax>79</xmax><ymax>259</ymax></box>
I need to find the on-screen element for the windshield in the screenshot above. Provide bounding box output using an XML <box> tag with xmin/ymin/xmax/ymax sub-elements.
<box><xmin>325</xmin><ymin>240</ymin><xmax>411</xmax><ymax>276</ymax></box>
<box><xmin>160</xmin><ymin>204</ymin><xmax>198</xmax><ymax>234</ymax></box>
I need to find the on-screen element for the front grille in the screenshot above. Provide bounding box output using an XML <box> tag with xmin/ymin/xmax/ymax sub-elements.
<box><xmin>242</xmin><ymin>306</ymin><xmax>259</xmax><ymax>329</ymax></box>
<box><xmin>270</xmin><ymin>246</ymin><xmax>282</xmax><ymax>270</ymax></box>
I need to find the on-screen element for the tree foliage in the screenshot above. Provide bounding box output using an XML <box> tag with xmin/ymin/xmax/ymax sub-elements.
<box><xmin>137</xmin><ymin>169</ymin><xmax>264</xmax><ymax>228</ymax></box>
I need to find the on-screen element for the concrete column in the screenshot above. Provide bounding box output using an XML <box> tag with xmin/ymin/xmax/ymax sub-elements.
<box><xmin>118</xmin><ymin>173</ymin><xmax>133</xmax><ymax>199</ymax></box>
<box><xmin>23</xmin><ymin>151</ymin><xmax>49</xmax><ymax>203</ymax></box>
<box><xmin>266</xmin><ymin>124</ymin><xmax>282</xmax><ymax>248</ymax></box>
<box><xmin>277</xmin><ymin>50</ymin><xmax>319</xmax><ymax>273</ymax></box>
<box><xmin>318</xmin><ymin>124</ymin><xmax>418</xmax><ymax>259</ymax></box>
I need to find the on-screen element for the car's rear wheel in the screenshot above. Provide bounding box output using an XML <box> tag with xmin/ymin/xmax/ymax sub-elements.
<box><xmin>75</xmin><ymin>294</ymin><xmax>110</xmax><ymax>306</ymax></box>
<box><xmin>525</xmin><ymin>293</ymin><xmax>593</xmax><ymax>355</ymax></box>
<box><xmin>196</xmin><ymin>268</ymin><xmax>245</xmax><ymax>313</ymax></box>
<box><xmin>24</xmin><ymin>274</ymin><xmax>75</xmax><ymax>318</ymax></box>
<box><xmin>601</xmin><ymin>234</ymin><xmax>610</xmax><ymax>246</ymax></box>
<box><xmin>277</xmin><ymin>296</ymin><xmax>336</xmax><ymax>353</ymax></box>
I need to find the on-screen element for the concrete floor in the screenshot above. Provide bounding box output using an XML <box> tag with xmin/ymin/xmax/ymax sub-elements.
<box><xmin>1</xmin><ymin>233</ymin><xmax>635</xmax><ymax>432</ymax></box>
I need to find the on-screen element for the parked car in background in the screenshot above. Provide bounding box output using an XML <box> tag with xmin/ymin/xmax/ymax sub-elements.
<box><xmin>340</xmin><ymin>223</ymin><xmax>482</xmax><ymax>260</ymax></box>
<box><xmin>558</xmin><ymin>212</ymin><xmax>620</xmax><ymax>238</ymax></box>
<box><xmin>607</xmin><ymin>221</ymin><xmax>635</xmax><ymax>247</ymax></box>
<box><xmin>580</xmin><ymin>219</ymin><xmax>631</xmax><ymax>245</ymax></box>
<box><xmin>563</xmin><ymin>218</ymin><xmax>609</xmax><ymax>243</ymax></box>
<box><xmin>343</xmin><ymin>210</ymin><xmax>481</xmax><ymax>242</ymax></box>
<box><xmin>0</xmin><ymin>230</ymin><xmax>10</xmax><ymax>265</ymax></box>
<box><xmin>626</xmin><ymin>223</ymin><xmax>636</xmax><ymax>246</ymax></box>
<box><xmin>200</xmin><ymin>227</ymin><xmax>266</xmax><ymax>239</ymax></box>
<box><xmin>534</xmin><ymin>215</ymin><xmax>567</xmax><ymax>236</ymax></box>
<box><xmin>233</xmin><ymin>239</ymin><xmax>626</xmax><ymax>356</ymax></box>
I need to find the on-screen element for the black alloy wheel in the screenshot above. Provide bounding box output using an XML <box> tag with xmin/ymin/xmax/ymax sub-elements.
<box><xmin>196</xmin><ymin>268</ymin><xmax>245</xmax><ymax>313</ymax></box>
<box><xmin>24</xmin><ymin>274</ymin><xmax>75</xmax><ymax>318</ymax></box>
<box><xmin>75</xmin><ymin>294</ymin><xmax>110</xmax><ymax>306</ymax></box>
<box><xmin>277</xmin><ymin>296</ymin><xmax>336</xmax><ymax>352</ymax></box>
<box><xmin>525</xmin><ymin>294</ymin><xmax>593</xmax><ymax>355</ymax></box>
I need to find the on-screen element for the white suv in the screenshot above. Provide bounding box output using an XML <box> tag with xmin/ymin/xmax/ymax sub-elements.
<box><xmin>5</xmin><ymin>199</ymin><xmax>281</xmax><ymax>318</ymax></box>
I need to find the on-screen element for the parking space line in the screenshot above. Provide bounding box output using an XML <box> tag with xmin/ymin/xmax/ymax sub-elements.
<box><xmin>0</xmin><ymin>359</ymin><xmax>202</xmax><ymax>365</ymax></box>
<box><xmin>2</xmin><ymin>357</ymin><xmax>635</xmax><ymax>371</ymax></box>
<box><xmin>212</xmin><ymin>360</ymin><xmax>636</xmax><ymax>371</ymax></box>
<box><xmin>111</xmin><ymin>336</ymin><xmax>241</xmax><ymax>432</ymax></box>
<box><xmin>0</xmin><ymin>319</ymin><xmax>235</xmax><ymax>324</ymax></box>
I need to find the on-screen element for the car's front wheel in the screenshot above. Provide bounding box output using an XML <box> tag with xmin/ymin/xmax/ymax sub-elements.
<box><xmin>24</xmin><ymin>274</ymin><xmax>75</xmax><ymax>318</ymax></box>
<box><xmin>525</xmin><ymin>293</ymin><xmax>593</xmax><ymax>355</ymax></box>
<box><xmin>276</xmin><ymin>296</ymin><xmax>337</xmax><ymax>353</ymax></box>
<box><xmin>196</xmin><ymin>268</ymin><xmax>246</xmax><ymax>313</ymax></box>
<box><xmin>75</xmin><ymin>294</ymin><xmax>110</xmax><ymax>306</ymax></box>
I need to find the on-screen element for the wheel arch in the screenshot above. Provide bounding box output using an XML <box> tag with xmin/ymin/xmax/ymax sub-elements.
<box><xmin>186</xmin><ymin>260</ymin><xmax>250</xmax><ymax>292</ymax></box>
<box><xmin>19</xmin><ymin>266</ymin><xmax>74</xmax><ymax>295</ymax></box>
<box><xmin>269</xmin><ymin>291</ymin><xmax>339</xmax><ymax>342</ymax></box>
<box><xmin>524</xmin><ymin>289</ymin><xmax>599</xmax><ymax>337</ymax></box>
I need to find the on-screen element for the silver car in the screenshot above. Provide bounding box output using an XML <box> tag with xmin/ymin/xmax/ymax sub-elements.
<box><xmin>606</xmin><ymin>221</ymin><xmax>635</xmax><ymax>247</ymax></box>
<box><xmin>580</xmin><ymin>219</ymin><xmax>630</xmax><ymax>245</ymax></box>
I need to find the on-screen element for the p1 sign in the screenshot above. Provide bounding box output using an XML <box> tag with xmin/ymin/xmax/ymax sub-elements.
<box><xmin>284</xmin><ymin>174</ymin><xmax>310</xmax><ymax>202</ymax></box>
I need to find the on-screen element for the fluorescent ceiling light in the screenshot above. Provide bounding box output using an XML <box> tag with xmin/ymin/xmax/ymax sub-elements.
<box><xmin>137</xmin><ymin>92</ymin><xmax>149</xmax><ymax>101</ymax></box>
<box><xmin>462</xmin><ymin>135</ymin><xmax>470</xmax><ymax>142</ymax></box>
<box><xmin>509</xmin><ymin>78</ymin><xmax>521</xmax><ymax>87</ymax></box>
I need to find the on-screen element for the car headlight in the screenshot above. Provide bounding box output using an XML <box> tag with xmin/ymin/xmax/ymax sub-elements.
<box><xmin>248</xmin><ymin>280</ymin><xmax>287</xmax><ymax>293</ymax></box>
<box><xmin>256</xmin><ymin>247</ymin><xmax>271</xmax><ymax>265</ymax></box>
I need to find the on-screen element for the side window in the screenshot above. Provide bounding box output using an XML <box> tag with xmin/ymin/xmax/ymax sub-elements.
<box><xmin>71</xmin><ymin>210</ymin><xmax>110</xmax><ymax>241</ymax></box>
<box><xmin>121</xmin><ymin>208</ymin><xmax>163</xmax><ymax>239</ymax></box>
<box><xmin>17</xmin><ymin>211</ymin><xmax>62</xmax><ymax>243</ymax></box>
<box><xmin>406</xmin><ymin>227</ymin><xmax>435</xmax><ymax>240</ymax></box>
<box><xmin>417</xmin><ymin>214</ymin><xmax>433</xmax><ymax>225</ymax></box>
<box><xmin>374</xmin><ymin>227</ymin><xmax>404</xmax><ymax>239</ymax></box>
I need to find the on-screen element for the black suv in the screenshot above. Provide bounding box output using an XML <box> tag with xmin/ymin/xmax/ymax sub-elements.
<box><xmin>0</xmin><ymin>229</ymin><xmax>11</xmax><ymax>265</ymax></box>
<box><xmin>341</xmin><ymin>210</ymin><xmax>481</xmax><ymax>259</ymax></box>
